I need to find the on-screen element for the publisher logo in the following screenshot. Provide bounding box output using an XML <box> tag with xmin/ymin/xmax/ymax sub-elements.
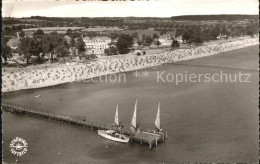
<box><xmin>10</xmin><ymin>137</ymin><xmax>28</xmax><ymax>156</ymax></box>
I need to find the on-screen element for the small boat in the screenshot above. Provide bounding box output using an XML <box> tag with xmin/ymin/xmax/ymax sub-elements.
<box><xmin>137</xmin><ymin>102</ymin><xmax>163</xmax><ymax>135</ymax></box>
<box><xmin>130</xmin><ymin>99</ymin><xmax>138</xmax><ymax>132</ymax></box>
<box><xmin>155</xmin><ymin>102</ymin><xmax>163</xmax><ymax>132</ymax></box>
<box><xmin>144</xmin><ymin>102</ymin><xmax>163</xmax><ymax>134</ymax></box>
<box><xmin>35</xmin><ymin>95</ymin><xmax>41</xmax><ymax>98</ymax></box>
<box><xmin>112</xmin><ymin>103</ymin><xmax>124</xmax><ymax>128</ymax></box>
<box><xmin>98</xmin><ymin>102</ymin><xmax>129</xmax><ymax>143</ymax></box>
<box><xmin>130</xmin><ymin>100</ymin><xmax>163</xmax><ymax>133</ymax></box>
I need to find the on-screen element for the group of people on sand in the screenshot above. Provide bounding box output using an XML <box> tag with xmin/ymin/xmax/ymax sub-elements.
<box><xmin>2</xmin><ymin>38</ymin><xmax>258</xmax><ymax>92</ymax></box>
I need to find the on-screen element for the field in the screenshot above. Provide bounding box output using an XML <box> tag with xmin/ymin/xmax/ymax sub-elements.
<box><xmin>123</xmin><ymin>28</ymin><xmax>176</xmax><ymax>38</ymax></box>
<box><xmin>22</xmin><ymin>27</ymin><xmax>85</xmax><ymax>31</ymax></box>
<box><xmin>82</xmin><ymin>27</ymin><xmax>123</xmax><ymax>32</ymax></box>
<box><xmin>18</xmin><ymin>18</ymin><xmax>47</xmax><ymax>22</ymax></box>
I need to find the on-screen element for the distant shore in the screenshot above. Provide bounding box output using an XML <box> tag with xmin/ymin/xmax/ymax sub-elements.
<box><xmin>2</xmin><ymin>37</ymin><xmax>258</xmax><ymax>93</ymax></box>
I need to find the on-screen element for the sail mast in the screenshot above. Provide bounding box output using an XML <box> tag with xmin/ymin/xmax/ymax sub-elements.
<box><xmin>115</xmin><ymin>103</ymin><xmax>119</xmax><ymax>126</ymax></box>
<box><xmin>131</xmin><ymin>99</ymin><xmax>137</xmax><ymax>129</ymax></box>
<box><xmin>155</xmin><ymin>102</ymin><xmax>160</xmax><ymax>130</ymax></box>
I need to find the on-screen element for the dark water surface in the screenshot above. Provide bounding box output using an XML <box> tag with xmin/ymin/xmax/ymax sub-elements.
<box><xmin>2</xmin><ymin>45</ymin><xmax>259</xmax><ymax>163</ymax></box>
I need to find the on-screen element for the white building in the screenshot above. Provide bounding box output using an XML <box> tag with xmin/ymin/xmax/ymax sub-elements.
<box><xmin>7</xmin><ymin>38</ymin><xmax>20</xmax><ymax>50</ymax></box>
<box><xmin>83</xmin><ymin>36</ymin><xmax>111</xmax><ymax>54</ymax></box>
<box><xmin>64</xmin><ymin>35</ymin><xmax>71</xmax><ymax>44</ymax></box>
<box><xmin>175</xmin><ymin>35</ymin><xmax>183</xmax><ymax>43</ymax></box>
<box><xmin>159</xmin><ymin>35</ymin><xmax>173</xmax><ymax>46</ymax></box>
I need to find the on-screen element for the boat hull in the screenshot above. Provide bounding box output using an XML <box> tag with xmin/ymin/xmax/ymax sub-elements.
<box><xmin>98</xmin><ymin>130</ymin><xmax>129</xmax><ymax>143</ymax></box>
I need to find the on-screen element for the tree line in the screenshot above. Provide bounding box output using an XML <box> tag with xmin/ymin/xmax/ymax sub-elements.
<box><xmin>171</xmin><ymin>15</ymin><xmax>259</xmax><ymax>21</ymax></box>
<box><xmin>2</xmin><ymin>23</ymin><xmax>258</xmax><ymax>65</ymax></box>
<box><xmin>181</xmin><ymin>24</ymin><xmax>258</xmax><ymax>45</ymax></box>
<box><xmin>2</xmin><ymin>29</ymin><xmax>87</xmax><ymax>64</ymax></box>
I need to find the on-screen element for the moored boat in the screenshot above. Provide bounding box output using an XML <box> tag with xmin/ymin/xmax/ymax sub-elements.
<box><xmin>98</xmin><ymin>130</ymin><xmax>129</xmax><ymax>143</ymax></box>
<box><xmin>112</xmin><ymin>103</ymin><xmax>124</xmax><ymax>128</ymax></box>
<box><xmin>97</xmin><ymin>102</ymin><xmax>129</xmax><ymax>143</ymax></box>
<box><xmin>130</xmin><ymin>99</ymin><xmax>138</xmax><ymax>132</ymax></box>
<box><xmin>155</xmin><ymin>102</ymin><xmax>163</xmax><ymax>132</ymax></box>
<box><xmin>143</xmin><ymin>102</ymin><xmax>164</xmax><ymax>134</ymax></box>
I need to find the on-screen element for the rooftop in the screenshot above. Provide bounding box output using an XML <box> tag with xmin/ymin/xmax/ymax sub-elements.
<box><xmin>83</xmin><ymin>36</ymin><xmax>111</xmax><ymax>42</ymax></box>
<box><xmin>7</xmin><ymin>38</ymin><xmax>20</xmax><ymax>47</ymax></box>
<box><xmin>64</xmin><ymin>35</ymin><xmax>71</xmax><ymax>40</ymax></box>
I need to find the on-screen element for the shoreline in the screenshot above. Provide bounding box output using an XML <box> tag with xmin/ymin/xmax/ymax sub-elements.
<box><xmin>2</xmin><ymin>37</ymin><xmax>258</xmax><ymax>93</ymax></box>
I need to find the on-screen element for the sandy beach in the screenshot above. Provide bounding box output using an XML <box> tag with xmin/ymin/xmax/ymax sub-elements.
<box><xmin>2</xmin><ymin>37</ymin><xmax>258</xmax><ymax>93</ymax></box>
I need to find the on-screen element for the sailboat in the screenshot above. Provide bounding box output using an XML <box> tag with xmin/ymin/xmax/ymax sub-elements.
<box><xmin>98</xmin><ymin>102</ymin><xmax>130</xmax><ymax>143</ymax></box>
<box><xmin>130</xmin><ymin>99</ymin><xmax>138</xmax><ymax>132</ymax></box>
<box><xmin>114</xmin><ymin>103</ymin><xmax>119</xmax><ymax>126</ymax></box>
<box><xmin>143</xmin><ymin>102</ymin><xmax>163</xmax><ymax>134</ymax></box>
<box><xmin>112</xmin><ymin>103</ymin><xmax>124</xmax><ymax>128</ymax></box>
<box><xmin>155</xmin><ymin>102</ymin><xmax>162</xmax><ymax>132</ymax></box>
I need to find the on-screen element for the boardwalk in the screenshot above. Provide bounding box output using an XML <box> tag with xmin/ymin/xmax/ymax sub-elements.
<box><xmin>1</xmin><ymin>102</ymin><xmax>166</xmax><ymax>149</ymax></box>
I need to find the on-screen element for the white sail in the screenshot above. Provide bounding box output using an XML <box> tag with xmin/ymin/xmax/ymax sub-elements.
<box><xmin>115</xmin><ymin>103</ymin><xmax>119</xmax><ymax>126</ymax></box>
<box><xmin>131</xmin><ymin>99</ymin><xmax>137</xmax><ymax>128</ymax></box>
<box><xmin>155</xmin><ymin>103</ymin><xmax>160</xmax><ymax>130</ymax></box>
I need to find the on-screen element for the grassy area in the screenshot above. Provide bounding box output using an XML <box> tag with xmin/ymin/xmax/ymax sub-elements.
<box><xmin>19</xmin><ymin>18</ymin><xmax>47</xmax><ymax>22</ymax></box>
<box><xmin>83</xmin><ymin>27</ymin><xmax>123</xmax><ymax>32</ymax></box>
<box><xmin>23</xmin><ymin>27</ymin><xmax>85</xmax><ymax>31</ymax></box>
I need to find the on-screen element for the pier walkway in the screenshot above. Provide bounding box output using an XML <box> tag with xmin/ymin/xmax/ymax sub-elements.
<box><xmin>1</xmin><ymin>102</ymin><xmax>166</xmax><ymax>149</ymax></box>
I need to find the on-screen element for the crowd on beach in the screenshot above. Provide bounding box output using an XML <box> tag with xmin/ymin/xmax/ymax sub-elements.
<box><xmin>2</xmin><ymin>37</ymin><xmax>258</xmax><ymax>92</ymax></box>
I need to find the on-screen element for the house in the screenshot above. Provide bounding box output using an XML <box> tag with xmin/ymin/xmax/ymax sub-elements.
<box><xmin>83</xmin><ymin>36</ymin><xmax>111</xmax><ymax>54</ymax></box>
<box><xmin>7</xmin><ymin>38</ymin><xmax>20</xmax><ymax>50</ymax></box>
<box><xmin>23</xmin><ymin>31</ymin><xmax>34</xmax><ymax>38</ymax></box>
<box><xmin>133</xmin><ymin>38</ymin><xmax>140</xmax><ymax>48</ymax></box>
<box><xmin>175</xmin><ymin>35</ymin><xmax>183</xmax><ymax>43</ymax></box>
<box><xmin>64</xmin><ymin>35</ymin><xmax>71</xmax><ymax>44</ymax></box>
<box><xmin>159</xmin><ymin>34</ymin><xmax>173</xmax><ymax>46</ymax></box>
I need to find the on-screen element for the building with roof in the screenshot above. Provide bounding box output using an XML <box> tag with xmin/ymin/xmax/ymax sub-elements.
<box><xmin>7</xmin><ymin>38</ymin><xmax>20</xmax><ymax>50</ymax></box>
<box><xmin>133</xmin><ymin>38</ymin><xmax>140</xmax><ymax>47</ymax></box>
<box><xmin>175</xmin><ymin>35</ymin><xmax>183</xmax><ymax>43</ymax></box>
<box><xmin>64</xmin><ymin>35</ymin><xmax>71</xmax><ymax>44</ymax></box>
<box><xmin>159</xmin><ymin>35</ymin><xmax>173</xmax><ymax>46</ymax></box>
<box><xmin>83</xmin><ymin>36</ymin><xmax>111</xmax><ymax>54</ymax></box>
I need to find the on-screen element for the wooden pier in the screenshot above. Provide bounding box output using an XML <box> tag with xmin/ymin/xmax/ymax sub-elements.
<box><xmin>1</xmin><ymin>102</ymin><xmax>166</xmax><ymax>149</ymax></box>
